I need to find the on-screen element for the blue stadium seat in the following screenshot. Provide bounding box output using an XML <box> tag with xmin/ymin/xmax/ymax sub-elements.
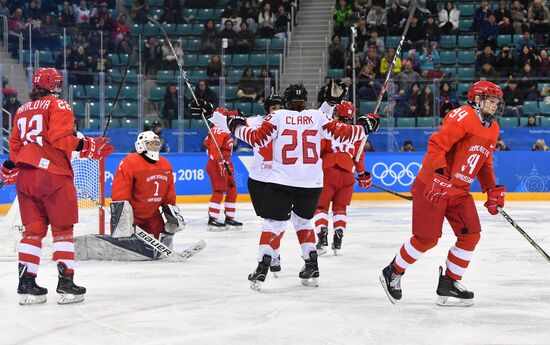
<box><xmin>268</xmin><ymin>54</ymin><xmax>281</xmax><ymax>68</ymax></box>
<box><xmin>183</xmin><ymin>54</ymin><xmax>197</xmax><ymax>67</ymax></box>
<box><xmin>440</xmin><ymin>66</ymin><xmax>457</xmax><ymax>78</ymax></box>
<box><xmin>249</xmin><ymin>53</ymin><xmax>267</xmax><ymax>66</ymax></box>
<box><xmin>191</xmin><ymin>23</ymin><xmax>203</xmax><ymax>36</ymax></box>
<box><xmin>252</xmin><ymin>102</ymin><xmax>264</xmax><ymax>115</ymax></box>
<box><xmin>457</xmin><ymin>67</ymin><xmax>475</xmax><ymax>80</ymax></box>
<box><xmin>142</xmin><ymin>23</ymin><xmax>159</xmax><ymax>36</ymax></box>
<box><xmin>85</xmin><ymin>85</ymin><xmax>100</xmax><ymax>100</ymax></box>
<box><xmin>185</xmin><ymin>39</ymin><xmax>202</xmax><ymax>52</ymax></box>
<box><xmin>271</xmin><ymin>38</ymin><xmax>285</xmax><ymax>51</ymax></box>
<box><xmin>121</xmin><ymin>102</ymin><xmax>138</xmax><ymax>116</ymax></box>
<box><xmin>149</xmin><ymin>86</ymin><xmax>165</xmax><ymax>102</ymax></box>
<box><xmin>458</xmin><ymin>35</ymin><xmax>476</xmax><ymax>49</ymax></box>
<box><xmin>457</xmin><ymin>51</ymin><xmax>475</xmax><ymax>65</ymax></box>
<box><xmin>72</xmin><ymin>101</ymin><xmax>86</xmax><ymax>117</ymax></box>
<box><xmin>499</xmin><ymin>117</ymin><xmax>518</xmax><ymax>128</ymax></box>
<box><xmin>439</xmin><ymin>35</ymin><xmax>457</xmax><ymax>50</ymax></box>
<box><xmin>89</xmin><ymin>102</ymin><xmax>100</xmax><ymax>116</ymax></box>
<box><xmin>416</xmin><ymin>117</ymin><xmax>436</xmax><ymax>127</ymax></box>
<box><xmin>380</xmin><ymin>117</ymin><xmax>394</xmax><ymax>128</ymax></box>
<box><xmin>225</xmin><ymin>86</ymin><xmax>239</xmax><ymax>101</ymax></box>
<box><xmin>182</xmin><ymin>8</ymin><xmax>197</xmax><ymax>18</ymax></box>
<box><xmin>70</xmin><ymin>85</ymin><xmax>87</xmax><ymax>100</ymax></box>
<box><xmin>460</xmin><ymin>4</ymin><xmax>475</xmax><ymax>17</ymax></box>
<box><xmin>541</xmin><ymin>117</ymin><xmax>550</xmax><ymax>127</ymax></box>
<box><xmin>196</xmin><ymin>54</ymin><xmax>211</xmax><ymax>67</ymax></box>
<box><xmin>539</xmin><ymin>102</ymin><xmax>550</xmax><ymax>115</ymax></box>
<box><xmin>230</xmin><ymin>54</ymin><xmax>250</xmax><ymax>67</ymax></box>
<box><xmin>359</xmin><ymin>101</ymin><xmax>376</xmax><ymax>114</ymax></box>
<box><xmin>121</xmin><ymin>118</ymin><xmax>138</xmax><ymax>128</ymax></box>
<box><xmin>197</xmin><ymin>8</ymin><xmax>215</xmax><ymax>20</ymax></box>
<box><xmin>105</xmin><ymin>85</ymin><xmax>119</xmax><ymax>100</ymax></box>
<box><xmin>459</xmin><ymin>19</ymin><xmax>473</xmax><ymax>32</ymax></box>
<box><xmin>523</xmin><ymin>101</ymin><xmax>539</xmax><ymax>115</ymax></box>
<box><xmin>189</xmin><ymin>70</ymin><xmax>207</xmax><ymax>83</ymax></box>
<box><xmin>255</xmin><ymin>38</ymin><xmax>270</xmax><ymax>50</ymax></box>
<box><xmin>497</xmin><ymin>35</ymin><xmax>513</xmax><ymax>47</ymax></box>
<box><xmin>122</xmin><ymin>86</ymin><xmax>138</xmax><ymax>101</ymax></box>
<box><xmin>439</xmin><ymin>51</ymin><xmax>457</xmax><ymax>65</ymax></box>
<box><xmin>156</xmin><ymin>70</ymin><xmax>175</xmax><ymax>85</ymax></box>
<box><xmin>190</xmin><ymin>119</ymin><xmax>207</xmax><ymax>128</ymax></box>
<box><xmin>164</xmin><ymin>24</ymin><xmax>177</xmax><ymax>36</ymax></box>
<box><xmin>457</xmin><ymin>82</ymin><xmax>470</xmax><ymax>99</ymax></box>
<box><xmin>130</xmin><ymin>24</ymin><xmax>142</xmax><ymax>36</ymax></box>
<box><xmin>385</xmin><ymin>36</ymin><xmax>401</xmax><ymax>48</ymax></box>
<box><xmin>227</xmin><ymin>69</ymin><xmax>243</xmax><ymax>83</ymax></box>
<box><xmin>176</xmin><ymin>24</ymin><xmax>193</xmax><ymax>36</ymax></box>
<box><xmin>396</xmin><ymin>118</ymin><xmax>415</xmax><ymax>127</ymax></box>
<box><xmin>108</xmin><ymin>53</ymin><xmax>121</xmax><ymax>67</ymax></box>
<box><xmin>328</xmin><ymin>68</ymin><xmax>344</xmax><ymax>78</ymax></box>
<box><xmin>38</xmin><ymin>51</ymin><xmax>55</xmax><ymax>67</ymax></box>
<box><xmin>232</xmin><ymin>102</ymin><xmax>253</xmax><ymax>115</ymax></box>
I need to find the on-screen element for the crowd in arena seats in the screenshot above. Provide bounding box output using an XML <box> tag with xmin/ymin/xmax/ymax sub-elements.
<box><xmin>329</xmin><ymin>0</ymin><xmax>550</xmax><ymax>127</ymax></box>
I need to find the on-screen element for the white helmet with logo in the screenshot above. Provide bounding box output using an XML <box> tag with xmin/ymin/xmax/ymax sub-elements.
<box><xmin>135</xmin><ymin>131</ymin><xmax>161</xmax><ymax>161</ymax></box>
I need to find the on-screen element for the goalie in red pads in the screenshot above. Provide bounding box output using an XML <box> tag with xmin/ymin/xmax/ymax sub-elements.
<box><xmin>379</xmin><ymin>81</ymin><xmax>506</xmax><ymax>307</ymax></box>
<box><xmin>2</xmin><ymin>67</ymin><xmax>114</xmax><ymax>305</ymax></box>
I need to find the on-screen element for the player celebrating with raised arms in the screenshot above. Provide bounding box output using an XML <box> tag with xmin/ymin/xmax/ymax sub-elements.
<box><xmin>2</xmin><ymin>67</ymin><xmax>113</xmax><ymax>305</ymax></box>
<box><xmin>380</xmin><ymin>81</ymin><xmax>506</xmax><ymax>307</ymax></box>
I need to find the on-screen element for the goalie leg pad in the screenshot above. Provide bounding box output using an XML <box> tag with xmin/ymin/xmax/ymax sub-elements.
<box><xmin>110</xmin><ymin>201</ymin><xmax>135</xmax><ymax>238</ymax></box>
<box><xmin>74</xmin><ymin>234</ymin><xmax>157</xmax><ymax>261</ymax></box>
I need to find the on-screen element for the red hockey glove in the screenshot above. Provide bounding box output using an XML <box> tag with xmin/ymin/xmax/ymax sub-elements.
<box><xmin>1</xmin><ymin>160</ymin><xmax>19</xmax><ymax>185</ymax></box>
<box><xmin>357</xmin><ymin>113</ymin><xmax>381</xmax><ymax>134</ymax></box>
<box><xmin>424</xmin><ymin>173</ymin><xmax>452</xmax><ymax>204</ymax></box>
<box><xmin>227</xmin><ymin>110</ymin><xmax>247</xmax><ymax>133</ymax></box>
<box><xmin>80</xmin><ymin>137</ymin><xmax>114</xmax><ymax>160</ymax></box>
<box><xmin>484</xmin><ymin>185</ymin><xmax>505</xmax><ymax>215</ymax></box>
<box><xmin>357</xmin><ymin>171</ymin><xmax>372</xmax><ymax>189</ymax></box>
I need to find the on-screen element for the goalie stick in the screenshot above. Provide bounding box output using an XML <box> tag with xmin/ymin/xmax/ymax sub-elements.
<box><xmin>77</xmin><ymin>188</ymin><xmax>206</xmax><ymax>262</ymax></box>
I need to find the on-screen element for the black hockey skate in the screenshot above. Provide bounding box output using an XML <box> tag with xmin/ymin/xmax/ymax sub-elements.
<box><xmin>207</xmin><ymin>217</ymin><xmax>227</xmax><ymax>231</ymax></box>
<box><xmin>248</xmin><ymin>254</ymin><xmax>272</xmax><ymax>291</ymax></box>
<box><xmin>436</xmin><ymin>266</ymin><xmax>474</xmax><ymax>307</ymax></box>
<box><xmin>225</xmin><ymin>217</ymin><xmax>243</xmax><ymax>229</ymax></box>
<box><xmin>316</xmin><ymin>227</ymin><xmax>328</xmax><ymax>255</ymax></box>
<box><xmin>299</xmin><ymin>251</ymin><xmax>319</xmax><ymax>287</ymax></box>
<box><xmin>17</xmin><ymin>264</ymin><xmax>48</xmax><ymax>305</ymax></box>
<box><xmin>332</xmin><ymin>229</ymin><xmax>344</xmax><ymax>255</ymax></box>
<box><xmin>379</xmin><ymin>262</ymin><xmax>403</xmax><ymax>304</ymax></box>
<box><xmin>270</xmin><ymin>255</ymin><xmax>281</xmax><ymax>278</ymax></box>
<box><xmin>56</xmin><ymin>262</ymin><xmax>86</xmax><ymax>304</ymax></box>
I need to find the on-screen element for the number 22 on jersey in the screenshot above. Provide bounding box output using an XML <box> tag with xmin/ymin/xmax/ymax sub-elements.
<box><xmin>17</xmin><ymin>114</ymin><xmax>44</xmax><ymax>146</ymax></box>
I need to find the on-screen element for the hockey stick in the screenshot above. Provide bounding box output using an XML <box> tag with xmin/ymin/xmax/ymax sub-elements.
<box><xmin>371</xmin><ymin>183</ymin><xmax>413</xmax><ymax>201</ymax></box>
<box><xmin>147</xmin><ymin>15</ymin><xmax>232</xmax><ymax>176</ymax></box>
<box><xmin>102</xmin><ymin>56</ymin><xmax>132</xmax><ymax>137</ymax></box>
<box><xmin>78</xmin><ymin>188</ymin><xmax>206</xmax><ymax>262</ymax></box>
<box><xmin>497</xmin><ymin>207</ymin><xmax>550</xmax><ymax>264</ymax></box>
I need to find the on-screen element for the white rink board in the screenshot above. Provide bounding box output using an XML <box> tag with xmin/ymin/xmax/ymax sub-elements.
<box><xmin>1</xmin><ymin>201</ymin><xmax>549</xmax><ymax>345</ymax></box>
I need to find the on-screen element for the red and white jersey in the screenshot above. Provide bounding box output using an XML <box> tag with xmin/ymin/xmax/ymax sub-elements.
<box><xmin>111</xmin><ymin>153</ymin><xmax>176</xmax><ymax>224</ymax></box>
<box><xmin>234</xmin><ymin>109</ymin><xmax>366</xmax><ymax>188</ymax></box>
<box><xmin>416</xmin><ymin>105</ymin><xmax>500</xmax><ymax>195</ymax></box>
<box><xmin>320</xmin><ymin>137</ymin><xmax>366</xmax><ymax>174</ymax></box>
<box><xmin>9</xmin><ymin>96</ymin><xmax>81</xmax><ymax>177</ymax></box>
<box><xmin>246</xmin><ymin>115</ymin><xmax>273</xmax><ymax>182</ymax></box>
<box><xmin>204</xmin><ymin>126</ymin><xmax>233</xmax><ymax>161</ymax></box>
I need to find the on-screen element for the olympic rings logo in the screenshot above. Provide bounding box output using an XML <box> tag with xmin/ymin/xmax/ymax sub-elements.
<box><xmin>372</xmin><ymin>162</ymin><xmax>421</xmax><ymax>186</ymax></box>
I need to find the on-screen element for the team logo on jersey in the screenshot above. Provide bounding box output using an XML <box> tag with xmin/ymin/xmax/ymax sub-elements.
<box><xmin>372</xmin><ymin>162</ymin><xmax>421</xmax><ymax>186</ymax></box>
<box><xmin>516</xmin><ymin>165</ymin><xmax>550</xmax><ymax>192</ymax></box>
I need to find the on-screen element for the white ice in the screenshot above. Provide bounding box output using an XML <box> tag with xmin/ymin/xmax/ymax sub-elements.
<box><xmin>1</xmin><ymin>201</ymin><xmax>549</xmax><ymax>345</ymax></box>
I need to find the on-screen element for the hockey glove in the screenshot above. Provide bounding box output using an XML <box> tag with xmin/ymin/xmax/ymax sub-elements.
<box><xmin>1</xmin><ymin>159</ymin><xmax>19</xmax><ymax>185</ymax></box>
<box><xmin>357</xmin><ymin>171</ymin><xmax>372</xmax><ymax>189</ymax></box>
<box><xmin>357</xmin><ymin>113</ymin><xmax>381</xmax><ymax>134</ymax></box>
<box><xmin>191</xmin><ymin>98</ymin><xmax>214</xmax><ymax>119</ymax></box>
<box><xmin>484</xmin><ymin>185</ymin><xmax>505</xmax><ymax>215</ymax></box>
<box><xmin>80</xmin><ymin>137</ymin><xmax>114</xmax><ymax>160</ymax></box>
<box><xmin>218</xmin><ymin>161</ymin><xmax>228</xmax><ymax>176</ymax></box>
<box><xmin>323</xmin><ymin>79</ymin><xmax>348</xmax><ymax>106</ymax></box>
<box><xmin>227</xmin><ymin>110</ymin><xmax>247</xmax><ymax>133</ymax></box>
<box><xmin>424</xmin><ymin>172</ymin><xmax>452</xmax><ymax>204</ymax></box>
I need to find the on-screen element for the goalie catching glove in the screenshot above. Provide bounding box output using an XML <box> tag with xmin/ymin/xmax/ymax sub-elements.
<box><xmin>161</xmin><ymin>204</ymin><xmax>186</xmax><ymax>234</ymax></box>
<box><xmin>323</xmin><ymin>79</ymin><xmax>348</xmax><ymax>106</ymax></box>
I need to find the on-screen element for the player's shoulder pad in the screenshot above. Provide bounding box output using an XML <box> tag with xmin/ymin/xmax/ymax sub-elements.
<box><xmin>443</xmin><ymin>105</ymin><xmax>478</xmax><ymax>131</ymax></box>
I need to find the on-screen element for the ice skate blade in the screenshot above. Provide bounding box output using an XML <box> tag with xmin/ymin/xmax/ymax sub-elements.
<box><xmin>58</xmin><ymin>293</ymin><xmax>85</xmax><ymax>305</ymax></box>
<box><xmin>316</xmin><ymin>247</ymin><xmax>327</xmax><ymax>256</ymax></box>
<box><xmin>19</xmin><ymin>294</ymin><xmax>47</xmax><ymax>305</ymax></box>
<box><xmin>301</xmin><ymin>278</ymin><xmax>319</xmax><ymax>287</ymax></box>
<box><xmin>436</xmin><ymin>295</ymin><xmax>474</xmax><ymax>307</ymax></box>
<box><xmin>272</xmin><ymin>272</ymin><xmax>279</xmax><ymax>278</ymax></box>
<box><xmin>333</xmin><ymin>249</ymin><xmax>340</xmax><ymax>256</ymax></box>
<box><xmin>379</xmin><ymin>274</ymin><xmax>398</xmax><ymax>304</ymax></box>
<box><xmin>249</xmin><ymin>280</ymin><xmax>263</xmax><ymax>291</ymax></box>
<box><xmin>207</xmin><ymin>225</ymin><xmax>228</xmax><ymax>232</ymax></box>
<box><xmin>226</xmin><ymin>225</ymin><xmax>243</xmax><ymax>231</ymax></box>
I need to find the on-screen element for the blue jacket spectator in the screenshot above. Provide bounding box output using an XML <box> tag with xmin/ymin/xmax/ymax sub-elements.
<box><xmin>418</xmin><ymin>47</ymin><xmax>440</xmax><ymax>71</ymax></box>
<box><xmin>515</xmin><ymin>30</ymin><xmax>536</xmax><ymax>51</ymax></box>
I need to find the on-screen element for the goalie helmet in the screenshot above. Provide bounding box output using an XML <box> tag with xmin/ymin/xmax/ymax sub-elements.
<box><xmin>263</xmin><ymin>94</ymin><xmax>283</xmax><ymax>114</ymax></box>
<box><xmin>334</xmin><ymin>101</ymin><xmax>355</xmax><ymax>120</ymax></box>
<box><xmin>32</xmin><ymin>67</ymin><xmax>63</xmax><ymax>94</ymax></box>
<box><xmin>135</xmin><ymin>131</ymin><xmax>161</xmax><ymax>161</ymax></box>
<box><xmin>467</xmin><ymin>81</ymin><xmax>504</xmax><ymax>122</ymax></box>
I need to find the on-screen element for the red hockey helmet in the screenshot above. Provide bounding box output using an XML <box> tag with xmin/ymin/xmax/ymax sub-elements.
<box><xmin>32</xmin><ymin>68</ymin><xmax>63</xmax><ymax>94</ymax></box>
<box><xmin>334</xmin><ymin>101</ymin><xmax>355</xmax><ymax>120</ymax></box>
<box><xmin>467</xmin><ymin>81</ymin><xmax>504</xmax><ymax>121</ymax></box>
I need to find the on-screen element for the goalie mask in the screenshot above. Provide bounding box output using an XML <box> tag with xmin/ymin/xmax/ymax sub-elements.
<box><xmin>135</xmin><ymin>131</ymin><xmax>161</xmax><ymax>161</ymax></box>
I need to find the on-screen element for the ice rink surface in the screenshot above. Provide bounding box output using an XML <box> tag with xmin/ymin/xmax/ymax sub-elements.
<box><xmin>1</xmin><ymin>201</ymin><xmax>549</xmax><ymax>345</ymax></box>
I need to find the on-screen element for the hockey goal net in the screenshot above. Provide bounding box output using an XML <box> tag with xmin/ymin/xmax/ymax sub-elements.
<box><xmin>0</xmin><ymin>157</ymin><xmax>105</xmax><ymax>257</ymax></box>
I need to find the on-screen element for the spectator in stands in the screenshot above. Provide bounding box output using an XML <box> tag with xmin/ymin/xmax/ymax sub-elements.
<box><xmin>328</xmin><ymin>34</ymin><xmax>346</xmax><ymax>69</ymax></box>
<box><xmin>503</xmin><ymin>80</ymin><xmax>524</xmax><ymax>117</ymax></box>
<box><xmin>274</xmin><ymin>5</ymin><xmax>290</xmax><ymax>38</ymax></box>
<box><xmin>258</xmin><ymin>2</ymin><xmax>276</xmax><ymax>38</ymax></box>
<box><xmin>394</xmin><ymin>83</ymin><xmax>420</xmax><ymax>118</ymax></box>
<box><xmin>58</xmin><ymin>1</ymin><xmax>77</xmax><ymax>34</ymax></box>
<box><xmin>143</xmin><ymin>36</ymin><xmax>162</xmax><ymax>75</ymax></box>
<box><xmin>439</xmin><ymin>81</ymin><xmax>458</xmax><ymax>116</ymax></box>
<box><xmin>8</xmin><ymin>8</ymin><xmax>28</xmax><ymax>59</ymax></box>
<box><xmin>240</xmin><ymin>0</ymin><xmax>261</xmax><ymax>28</ymax></box>
<box><xmin>394</xmin><ymin>60</ymin><xmax>422</xmax><ymax>90</ymax></box>
<box><xmin>478</xmin><ymin>12</ymin><xmax>499</xmax><ymax>50</ymax></box>
<box><xmin>201</xmin><ymin>19</ymin><xmax>220</xmax><ymax>54</ymax></box>
<box><xmin>416</xmin><ymin>85</ymin><xmax>434</xmax><ymax>117</ymax></box>
<box><xmin>55</xmin><ymin>46</ymin><xmax>72</xmax><ymax>70</ymax></box>
<box><xmin>0</xmin><ymin>0</ymin><xmax>8</xmax><ymax>17</ymax></box>
<box><xmin>40</xmin><ymin>15</ymin><xmax>60</xmax><ymax>51</ymax></box>
<box><xmin>438</xmin><ymin>1</ymin><xmax>459</xmax><ymax>34</ymax></box>
<box><xmin>364</xmin><ymin>139</ymin><xmax>375</xmax><ymax>152</ymax></box>
<box><xmin>73</xmin><ymin>0</ymin><xmax>95</xmax><ymax>33</ymax></box>
<box><xmin>3</xmin><ymin>91</ymin><xmax>20</xmax><ymax>130</ymax></box>
<box><xmin>516</xmin><ymin>45</ymin><xmax>538</xmax><ymax>71</ymax></box>
<box><xmin>477</xmin><ymin>62</ymin><xmax>499</xmax><ymax>80</ymax></box>
<box><xmin>112</xmin><ymin>14</ymin><xmax>131</xmax><ymax>51</ymax></box>
<box><xmin>517</xmin><ymin>63</ymin><xmax>539</xmax><ymax>101</ymax></box>
<box><xmin>495</xmin><ymin>137</ymin><xmax>511</xmax><ymax>151</ymax></box>
<box><xmin>404</xmin><ymin>14</ymin><xmax>425</xmax><ymax>51</ymax></box>
<box><xmin>219</xmin><ymin>19</ymin><xmax>238</xmax><ymax>54</ymax></box>
<box><xmin>515</xmin><ymin>30</ymin><xmax>536</xmax><ymax>51</ymax></box>
<box><xmin>195</xmin><ymin>80</ymin><xmax>219</xmax><ymax>107</ymax></box>
<box><xmin>496</xmin><ymin>45</ymin><xmax>516</xmax><ymax>78</ymax></box>
<box><xmin>237</xmin><ymin>67</ymin><xmax>260</xmax><ymax>101</ymax></box>
<box><xmin>151</xmin><ymin>121</ymin><xmax>171</xmax><ymax>152</ymax></box>
<box><xmin>405</xmin><ymin>49</ymin><xmax>422</xmax><ymax>73</ymax></box>
<box><xmin>161</xmin><ymin>39</ymin><xmax>183</xmax><ymax>71</ymax></box>
<box><xmin>259</xmin><ymin>67</ymin><xmax>275</xmax><ymax>92</ymax></box>
<box><xmin>472</xmin><ymin>0</ymin><xmax>490</xmax><ymax>32</ymax></box>
<box><xmin>92</xmin><ymin>10</ymin><xmax>115</xmax><ymax>42</ymax></box>
<box><xmin>525</xmin><ymin>115</ymin><xmax>538</xmax><ymax>127</ymax></box>
<box><xmin>235</xmin><ymin>21</ymin><xmax>255</xmax><ymax>53</ymax></box>
<box><xmin>366</xmin><ymin>29</ymin><xmax>385</xmax><ymax>56</ymax></box>
<box><xmin>380</xmin><ymin>48</ymin><xmax>402</xmax><ymax>77</ymax></box>
<box><xmin>365</xmin><ymin>47</ymin><xmax>380</xmax><ymax>72</ymax></box>
<box><xmin>418</xmin><ymin>45</ymin><xmax>440</xmax><ymax>72</ymax></box>
<box><xmin>400</xmin><ymin>140</ymin><xmax>415</xmax><ymax>152</ymax></box>
<box><xmin>527</xmin><ymin>0</ymin><xmax>550</xmax><ymax>44</ymax></box>
<box><xmin>207</xmin><ymin>54</ymin><xmax>222</xmax><ymax>84</ymax></box>
<box><xmin>358</xmin><ymin>64</ymin><xmax>381</xmax><ymax>100</ymax></box>
<box><xmin>537</xmin><ymin>49</ymin><xmax>550</xmax><ymax>77</ymax></box>
<box><xmin>162</xmin><ymin>84</ymin><xmax>178</xmax><ymax>124</ymax></box>
<box><xmin>131</xmin><ymin>0</ymin><xmax>149</xmax><ymax>24</ymax></box>
<box><xmin>25</xmin><ymin>0</ymin><xmax>42</xmax><ymax>25</ymax></box>
<box><xmin>532</xmin><ymin>139</ymin><xmax>549</xmax><ymax>151</ymax></box>
<box><xmin>345</xmin><ymin>52</ymin><xmax>363</xmax><ymax>78</ymax></box>
<box><xmin>70</xmin><ymin>45</ymin><xmax>91</xmax><ymax>85</ymax></box>
<box><xmin>354</xmin><ymin>17</ymin><xmax>369</xmax><ymax>52</ymax></box>
<box><xmin>333</xmin><ymin>0</ymin><xmax>353</xmax><ymax>37</ymax></box>
<box><xmin>161</xmin><ymin>0</ymin><xmax>183</xmax><ymax>24</ymax></box>
<box><xmin>366</xmin><ymin>4</ymin><xmax>386</xmax><ymax>35</ymax></box>
<box><xmin>354</xmin><ymin>0</ymin><xmax>370</xmax><ymax>16</ymax></box>
<box><xmin>423</xmin><ymin>14</ymin><xmax>440</xmax><ymax>46</ymax></box>
<box><xmin>511</xmin><ymin>0</ymin><xmax>528</xmax><ymax>34</ymax></box>
<box><xmin>495</xmin><ymin>1</ymin><xmax>514</xmax><ymax>35</ymax></box>
<box><xmin>475</xmin><ymin>45</ymin><xmax>497</xmax><ymax>72</ymax></box>
<box><xmin>541</xmin><ymin>84</ymin><xmax>550</xmax><ymax>103</ymax></box>
<box><xmin>387</xmin><ymin>0</ymin><xmax>404</xmax><ymax>36</ymax></box>
<box><xmin>317</xmin><ymin>77</ymin><xmax>330</xmax><ymax>106</ymax></box>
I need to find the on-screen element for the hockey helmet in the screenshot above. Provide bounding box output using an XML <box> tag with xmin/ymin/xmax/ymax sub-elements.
<box><xmin>284</xmin><ymin>84</ymin><xmax>308</xmax><ymax>103</ymax></box>
<box><xmin>32</xmin><ymin>67</ymin><xmax>63</xmax><ymax>94</ymax></box>
<box><xmin>467</xmin><ymin>81</ymin><xmax>504</xmax><ymax>122</ymax></box>
<box><xmin>263</xmin><ymin>94</ymin><xmax>283</xmax><ymax>114</ymax></box>
<box><xmin>334</xmin><ymin>101</ymin><xmax>355</xmax><ymax>120</ymax></box>
<box><xmin>135</xmin><ymin>131</ymin><xmax>161</xmax><ymax>161</ymax></box>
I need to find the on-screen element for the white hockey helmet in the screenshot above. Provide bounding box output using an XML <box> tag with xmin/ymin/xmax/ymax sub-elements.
<box><xmin>135</xmin><ymin>131</ymin><xmax>161</xmax><ymax>161</ymax></box>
